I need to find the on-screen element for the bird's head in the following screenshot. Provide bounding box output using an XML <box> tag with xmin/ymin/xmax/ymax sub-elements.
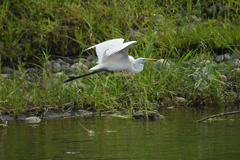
<box><xmin>127</xmin><ymin>57</ymin><xmax>157</xmax><ymax>73</ymax></box>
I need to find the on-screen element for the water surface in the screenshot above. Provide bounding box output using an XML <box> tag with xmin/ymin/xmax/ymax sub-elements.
<box><xmin>0</xmin><ymin>107</ymin><xmax>240</xmax><ymax>160</ymax></box>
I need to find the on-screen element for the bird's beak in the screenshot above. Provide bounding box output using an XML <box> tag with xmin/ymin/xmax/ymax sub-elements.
<box><xmin>144</xmin><ymin>58</ymin><xmax>157</xmax><ymax>61</ymax></box>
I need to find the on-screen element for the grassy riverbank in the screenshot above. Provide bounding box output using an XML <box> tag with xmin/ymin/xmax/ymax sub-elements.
<box><xmin>0</xmin><ymin>0</ymin><xmax>240</xmax><ymax>116</ymax></box>
<box><xmin>1</xmin><ymin>48</ymin><xmax>239</xmax><ymax>117</ymax></box>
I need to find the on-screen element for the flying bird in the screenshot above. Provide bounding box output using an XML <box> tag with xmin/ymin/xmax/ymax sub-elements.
<box><xmin>64</xmin><ymin>38</ymin><xmax>157</xmax><ymax>83</ymax></box>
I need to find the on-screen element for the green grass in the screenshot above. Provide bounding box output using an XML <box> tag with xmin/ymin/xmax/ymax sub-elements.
<box><xmin>0</xmin><ymin>0</ymin><xmax>240</xmax><ymax>115</ymax></box>
<box><xmin>0</xmin><ymin>0</ymin><xmax>239</xmax><ymax>63</ymax></box>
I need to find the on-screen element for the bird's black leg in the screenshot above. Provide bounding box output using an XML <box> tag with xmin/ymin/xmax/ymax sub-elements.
<box><xmin>63</xmin><ymin>69</ymin><xmax>109</xmax><ymax>83</ymax></box>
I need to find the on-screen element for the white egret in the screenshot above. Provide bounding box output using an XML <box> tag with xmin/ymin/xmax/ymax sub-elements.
<box><xmin>64</xmin><ymin>38</ymin><xmax>157</xmax><ymax>83</ymax></box>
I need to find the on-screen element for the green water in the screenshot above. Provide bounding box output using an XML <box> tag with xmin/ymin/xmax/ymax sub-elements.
<box><xmin>0</xmin><ymin>108</ymin><xmax>240</xmax><ymax>160</ymax></box>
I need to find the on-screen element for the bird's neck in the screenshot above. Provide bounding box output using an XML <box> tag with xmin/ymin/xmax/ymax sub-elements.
<box><xmin>128</xmin><ymin>57</ymin><xmax>143</xmax><ymax>73</ymax></box>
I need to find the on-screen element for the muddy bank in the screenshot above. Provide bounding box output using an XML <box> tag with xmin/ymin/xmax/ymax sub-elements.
<box><xmin>0</xmin><ymin>106</ymin><xmax>164</xmax><ymax>128</ymax></box>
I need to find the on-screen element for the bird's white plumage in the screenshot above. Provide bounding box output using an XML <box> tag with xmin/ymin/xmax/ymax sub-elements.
<box><xmin>85</xmin><ymin>38</ymin><xmax>156</xmax><ymax>74</ymax></box>
<box><xmin>105</xmin><ymin>41</ymin><xmax>137</xmax><ymax>56</ymax></box>
<box><xmin>85</xmin><ymin>38</ymin><xmax>124</xmax><ymax>64</ymax></box>
<box><xmin>64</xmin><ymin>38</ymin><xmax>157</xmax><ymax>83</ymax></box>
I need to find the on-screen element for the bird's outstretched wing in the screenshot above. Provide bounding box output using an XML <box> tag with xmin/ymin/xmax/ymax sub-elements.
<box><xmin>105</xmin><ymin>41</ymin><xmax>137</xmax><ymax>56</ymax></box>
<box><xmin>101</xmin><ymin>41</ymin><xmax>137</xmax><ymax>64</ymax></box>
<box><xmin>85</xmin><ymin>38</ymin><xmax>124</xmax><ymax>64</ymax></box>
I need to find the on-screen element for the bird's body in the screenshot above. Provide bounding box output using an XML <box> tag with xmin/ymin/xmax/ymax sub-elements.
<box><xmin>87</xmin><ymin>39</ymin><xmax>140</xmax><ymax>73</ymax></box>
<box><xmin>64</xmin><ymin>38</ymin><xmax>157</xmax><ymax>83</ymax></box>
